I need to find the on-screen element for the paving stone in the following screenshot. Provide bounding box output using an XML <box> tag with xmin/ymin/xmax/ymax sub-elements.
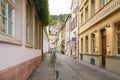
<box><xmin>28</xmin><ymin>53</ymin><xmax>120</xmax><ymax>80</ymax></box>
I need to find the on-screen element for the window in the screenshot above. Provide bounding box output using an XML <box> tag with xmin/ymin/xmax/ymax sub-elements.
<box><xmin>39</xmin><ymin>24</ymin><xmax>42</xmax><ymax>49</ymax></box>
<box><xmin>81</xmin><ymin>0</ymin><xmax>84</xmax><ymax>4</ymax></box>
<box><xmin>85</xmin><ymin>36</ymin><xmax>88</xmax><ymax>53</ymax></box>
<box><xmin>73</xmin><ymin>18</ymin><xmax>75</xmax><ymax>28</ymax></box>
<box><xmin>91</xmin><ymin>0</ymin><xmax>95</xmax><ymax>16</ymax></box>
<box><xmin>92</xmin><ymin>34</ymin><xmax>95</xmax><ymax>53</ymax></box>
<box><xmin>75</xmin><ymin>16</ymin><xmax>77</xmax><ymax>27</ymax></box>
<box><xmin>81</xmin><ymin>13</ymin><xmax>83</xmax><ymax>25</ymax></box>
<box><xmin>116</xmin><ymin>24</ymin><xmax>120</xmax><ymax>54</ymax></box>
<box><xmin>81</xmin><ymin>38</ymin><xmax>83</xmax><ymax>53</ymax></box>
<box><xmin>26</xmin><ymin>1</ymin><xmax>33</xmax><ymax>45</ymax></box>
<box><xmin>26</xmin><ymin>2</ymin><xmax>30</xmax><ymax>43</ymax></box>
<box><xmin>0</xmin><ymin>0</ymin><xmax>14</xmax><ymax>36</ymax></box>
<box><xmin>101</xmin><ymin>0</ymin><xmax>106</xmax><ymax>6</ymax></box>
<box><xmin>85</xmin><ymin>6</ymin><xmax>88</xmax><ymax>21</ymax></box>
<box><xmin>35</xmin><ymin>16</ymin><xmax>39</xmax><ymax>48</ymax></box>
<box><xmin>73</xmin><ymin>16</ymin><xmax>77</xmax><ymax>28</ymax></box>
<box><xmin>10</xmin><ymin>0</ymin><xmax>15</xmax><ymax>3</ymax></box>
<box><xmin>72</xmin><ymin>21</ymin><xmax>74</xmax><ymax>30</ymax></box>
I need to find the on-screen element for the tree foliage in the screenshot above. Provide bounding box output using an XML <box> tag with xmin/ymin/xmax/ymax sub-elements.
<box><xmin>34</xmin><ymin>0</ymin><xmax>49</xmax><ymax>26</ymax></box>
<box><xmin>49</xmin><ymin>14</ymin><xmax>68</xmax><ymax>26</ymax></box>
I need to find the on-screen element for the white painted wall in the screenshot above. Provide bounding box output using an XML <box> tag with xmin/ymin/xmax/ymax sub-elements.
<box><xmin>43</xmin><ymin>28</ymin><xmax>49</xmax><ymax>53</ymax></box>
<box><xmin>65</xmin><ymin>15</ymin><xmax>71</xmax><ymax>55</ymax></box>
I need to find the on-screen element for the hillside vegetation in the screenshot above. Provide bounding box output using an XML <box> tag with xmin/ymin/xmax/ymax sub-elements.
<box><xmin>49</xmin><ymin>14</ymin><xmax>69</xmax><ymax>26</ymax></box>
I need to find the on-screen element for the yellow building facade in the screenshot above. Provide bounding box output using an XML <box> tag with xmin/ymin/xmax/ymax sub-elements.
<box><xmin>79</xmin><ymin>0</ymin><xmax>120</xmax><ymax>74</ymax></box>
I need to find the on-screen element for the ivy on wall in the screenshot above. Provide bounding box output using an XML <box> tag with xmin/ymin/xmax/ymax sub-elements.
<box><xmin>34</xmin><ymin>0</ymin><xmax>50</xmax><ymax>26</ymax></box>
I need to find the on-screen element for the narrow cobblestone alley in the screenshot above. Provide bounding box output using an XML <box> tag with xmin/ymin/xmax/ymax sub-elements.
<box><xmin>28</xmin><ymin>54</ymin><xmax>54</xmax><ymax>80</ymax></box>
<box><xmin>57</xmin><ymin>54</ymin><xmax>120</xmax><ymax>80</ymax></box>
<box><xmin>28</xmin><ymin>53</ymin><xmax>120</xmax><ymax>80</ymax></box>
<box><xmin>28</xmin><ymin>53</ymin><xmax>80</xmax><ymax>80</ymax></box>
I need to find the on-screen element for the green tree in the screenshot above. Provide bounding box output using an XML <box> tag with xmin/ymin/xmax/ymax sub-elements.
<box><xmin>34</xmin><ymin>0</ymin><xmax>49</xmax><ymax>26</ymax></box>
<box><xmin>49</xmin><ymin>14</ymin><xmax>68</xmax><ymax>26</ymax></box>
<box><xmin>33</xmin><ymin>0</ymin><xmax>49</xmax><ymax>61</ymax></box>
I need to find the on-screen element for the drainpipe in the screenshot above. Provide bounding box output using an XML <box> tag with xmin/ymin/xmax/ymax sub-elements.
<box><xmin>41</xmin><ymin>23</ymin><xmax>44</xmax><ymax>61</ymax></box>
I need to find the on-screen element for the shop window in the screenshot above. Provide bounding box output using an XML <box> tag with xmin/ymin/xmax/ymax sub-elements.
<box><xmin>116</xmin><ymin>24</ymin><xmax>120</xmax><ymax>54</ymax></box>
<box><xmin>0</xmin><ymin>0</ymin><xmax>14</xmax><ymax>36</ymax></box>
<box><xmin>85</xmin><ymin>36</ymin><xmax>88</xmax><ymax>53</ymax></box>
<box><xmin>92</xmin><ymin>34</ymin><xmax>95</xmax><ymax>53</ymax></box>
<box><xmin>81</xmin><ymin>38</ymin><xmax>83</xmax><ymax>53</ymax></box>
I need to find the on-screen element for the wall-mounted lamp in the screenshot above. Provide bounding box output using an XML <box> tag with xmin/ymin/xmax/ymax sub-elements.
<box><xmin>93</xmin><ymin>29</ymin><xmax>98</xmax><ymax>34</ymax></box>
<box><xmin>105</xmin><ymin>24</ymin><xmax>110</xmax><ymax>29</ymax></box>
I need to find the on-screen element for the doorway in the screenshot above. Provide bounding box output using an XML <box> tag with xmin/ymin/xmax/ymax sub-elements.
<box><xmin>101</xmin><ymin>29</ymin><xmax>106</xmax><ymax>68</ymax></box>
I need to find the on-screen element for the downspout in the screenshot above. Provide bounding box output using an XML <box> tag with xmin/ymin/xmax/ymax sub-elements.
<box><xmin>41</xmin><ymin>23</ymin><xmax>44</xmax><ymax>61</ymax></box>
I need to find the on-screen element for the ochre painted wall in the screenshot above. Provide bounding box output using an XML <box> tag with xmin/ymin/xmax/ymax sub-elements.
<box><xmin>106</xmin><ymin>57</ymin><xmax>120</xmax><ymax>74</ymax></box>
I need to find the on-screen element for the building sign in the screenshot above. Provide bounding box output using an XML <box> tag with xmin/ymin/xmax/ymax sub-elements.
<box><xmin>80</xmin><ymin>0</ymin><xmax>120</xmax><ymax>33</ymax></box>
<box><xmin>72</xmin><ymin>37</ymin><xmax>76</xmax><ymax>42</ymax></box>
<box><xmin>90</xmin><ymin>0</ymin><xmax>120</xmax><ymax>25</ymax></box>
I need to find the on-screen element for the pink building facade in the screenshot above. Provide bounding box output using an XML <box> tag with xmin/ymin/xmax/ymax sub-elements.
<box><xmin>0</xmin><ymin>0</ymin><xmax>49</xmax><ymax>80</ymax></box>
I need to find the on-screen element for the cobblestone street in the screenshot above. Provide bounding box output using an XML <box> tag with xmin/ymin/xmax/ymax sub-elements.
<box><xmin>57</xmin><ymin>54</ymin><xmax>120</xmax><ymax>80</ymax></box>
<box><xmin>28</xmin><ymin>53</ymin><xmax>120</xmax><ymax>80</ymax></box>
<box><xmin>28</xmin><ymin>54</ymin><xmax>54</xmax><ymax>80</ymax></box>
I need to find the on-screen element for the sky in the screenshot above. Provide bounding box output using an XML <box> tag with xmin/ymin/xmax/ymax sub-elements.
<box><xmin>49</xmin><ymin>0</ymin><xmax>72</xmax><ymax>15</ymax></box>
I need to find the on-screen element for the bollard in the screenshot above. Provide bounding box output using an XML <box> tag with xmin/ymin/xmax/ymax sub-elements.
<box><xmin>56</xmin><ymin>70</ymin><xmax>59</xmax><ymax>80</ymax></box>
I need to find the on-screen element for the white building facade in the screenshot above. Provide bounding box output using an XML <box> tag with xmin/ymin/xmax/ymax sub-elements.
<box><xmin>70</xmin><ymin>0</ymin><xmax>79</xmax><ymax>58</ymax></box>
<box><xmin>65</xmin><ymin>15</ymin><xmax>71</xmax><ymax>56</ymax></box>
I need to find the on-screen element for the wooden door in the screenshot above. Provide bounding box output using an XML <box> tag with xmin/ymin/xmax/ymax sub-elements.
<box><xmin>101</xmin><ymin>29</ymin><xmax>106</xmax><ymax>67</ymax></box>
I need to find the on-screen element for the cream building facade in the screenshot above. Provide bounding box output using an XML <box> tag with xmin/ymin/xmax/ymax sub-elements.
<box><xmin>78</xmin><ymin>0</ymin><xmax>120</xmax><ymax>74</ymax></box>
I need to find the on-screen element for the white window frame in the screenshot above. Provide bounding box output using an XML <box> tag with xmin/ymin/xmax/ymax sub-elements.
<box><xmin>0</xmin><ymin>0</ymin><xmax>15</xmax><ymax>36</ymax></box>
<box><xmin>26</xmin><ymin>1</ymin><xmax>30</xmax><ymax>43</ymax></box>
